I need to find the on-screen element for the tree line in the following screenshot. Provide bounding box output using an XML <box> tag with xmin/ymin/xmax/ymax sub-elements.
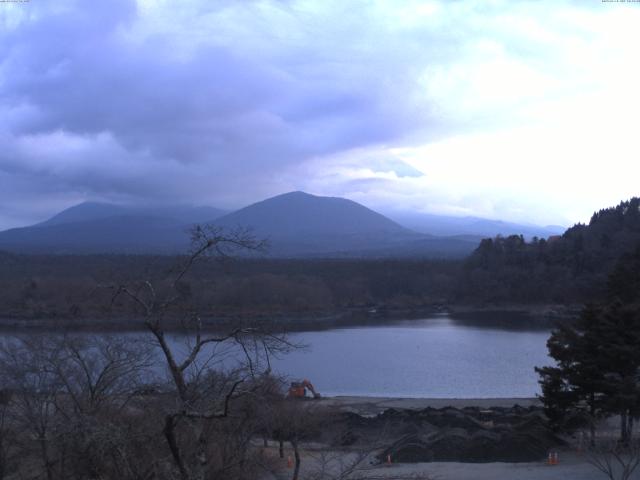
<box><xmin>0</xmin><ymin>254</ymin><xmax>460</xmax><ymax>327</ymax></box>
<box><xmin>1</xmin><ymin>198</ymin><xmax>639</xmax><ymax>328</ymax></box>
<box><xmin>460</xmin><ymin>197</ymin><xmax>640</xmax><ymax>304</ymax></box>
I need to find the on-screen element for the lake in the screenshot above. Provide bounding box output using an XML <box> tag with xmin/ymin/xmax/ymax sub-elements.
<box><xmin>266</xmin><ymin>314</ymin><xmax>552</xmax><ymax>398</ymax></box>
<box><xmin>1</xmin><ymin>313</ymin><xmax>553</xmax><ymax>399</ymax></box>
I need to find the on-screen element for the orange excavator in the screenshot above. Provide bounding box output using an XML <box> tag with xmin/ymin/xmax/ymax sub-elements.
<box><xmin>287</xmin><ymin>379</ymin><xmax>321</xmax><ymax>399</ymax></box>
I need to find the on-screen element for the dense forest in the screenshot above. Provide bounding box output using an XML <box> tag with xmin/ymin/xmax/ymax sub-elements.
<box><xmin>459</xmin><ymin>197</ymin><xmax>640</xmax><ymax>304</ymax></box>
<box><xmin>0</xmin><ymin>254</ymin><xmax>459</xmax><ymax>328</ymax></box>
<box><xmin>0</xmin><ymin>198</ymin><xmax>639</xmax><ymax>328</ymax></box>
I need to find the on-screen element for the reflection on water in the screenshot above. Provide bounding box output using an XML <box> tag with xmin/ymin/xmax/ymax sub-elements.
<box><xmin>448</xmin><ymin>310</ymin><xmax>554</xmax><ymax>331</ymax></box>
<box><xmin>267</xmin><ymin>314</ymin><xmax>552</xmax><ymax>398</ymax></box>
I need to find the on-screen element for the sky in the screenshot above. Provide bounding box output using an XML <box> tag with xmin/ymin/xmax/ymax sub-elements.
<box><xmin>1</xmin><ymin>0</ymin><xmax>639</xmax><ymax>230</ymax></box>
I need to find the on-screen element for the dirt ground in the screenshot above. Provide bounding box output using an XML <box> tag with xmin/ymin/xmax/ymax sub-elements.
<box><xmin>265</xmin><ymin>446</ymin><xmax>605</xmax><ymax>480</ymax></box>
<box><xmin>385</xmin><ymin>453</ymin><xmax>606</xmax><ymax>480</ymax></box>
<box><xmin>264</xmin><ymin>396</ymin><xmax>620</xmax><ymax>480</ymax></box>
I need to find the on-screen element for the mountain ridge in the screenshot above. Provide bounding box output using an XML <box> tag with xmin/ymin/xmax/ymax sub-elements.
<box><xmin>0</xmin><ymin>191</ymin><xmax>561</xmax><ymax>257</ymax></box>
<box><xmin>40</xmin><ymin>202</ymin><xmax>227</xmax><ymax>227</ymax></box>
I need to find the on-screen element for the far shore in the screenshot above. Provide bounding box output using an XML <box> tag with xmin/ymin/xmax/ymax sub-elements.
<box><xmin>0</xmin><ymin>303</ymin><xmax>578</xmax><ymax>333</ymax></box>
<box><xmin>316</xmin><ymin>395</ymin><xmax>541</xmax><ymax>415</ymax></box>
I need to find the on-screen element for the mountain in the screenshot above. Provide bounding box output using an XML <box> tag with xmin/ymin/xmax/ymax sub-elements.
<box><xmin>39</xmin><ymin>202</ymin><xmax>226</xmax><ymax>227</ymax></box>
<box><xmin>212</xmin><ymin>191</ymin><xmax>478</xmax><ymax>257</ymax></box>
<box><xmin>0</xmin><ymin>193</ymin><xmax>481</xmax><ymax>257</ymax></box>
<box><xmin>0</xmin><ymin>202</ymin><xmax>227</xmax><ymax>254</ymax></box>
<box><xmin>40</xmin><ymin>202</ymin><xmax>128</xmax><ymax>226</ymax></box>
<box><xmin>215</xmin><ymin>191</ymin><xmax>408</xmax><ymax>237</ymax></box>
<box><xmin>385</xmin><ymin>211</ymin><xmax>564</xmax><ymax>239</ymax></box>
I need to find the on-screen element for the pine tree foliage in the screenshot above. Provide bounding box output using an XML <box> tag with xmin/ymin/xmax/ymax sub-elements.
<box><xmin>537</xmin><ymin>246</ymin><xmax>640</xmax><ymax>443</ymax></box>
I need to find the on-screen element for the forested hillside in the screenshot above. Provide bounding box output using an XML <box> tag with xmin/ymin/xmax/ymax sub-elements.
<box><xmin>459</xmin><ymin>198</ymin><xmax>640</xmax><ymax>304</ymax></box>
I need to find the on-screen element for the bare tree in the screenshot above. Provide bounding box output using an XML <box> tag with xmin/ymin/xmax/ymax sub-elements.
<box><xmin>0</xmin><ymin>389</ymin><xmax>16</xmax><ymax>480</ymax></box>
<box><xmin>588</xmin><ymin>440</ymin><xmax>640</xmax><ymax>480</ymax></box>
<box><xmin>0</xmin><ymin>336</ymin><xmax>61</xmax><ymax>480</ymax></box>
<box><xmin>0</xmin><ymin>335</ymin><xmax>158</xmax><ymax>480</ymax></box>
<box><xmin>110</xmin><ymin>225</ymin><xmax>294</xmax><ymax>480</ymax></box>
<box><xmin>263</xmin><ymin>398</ymin><xmax>328</xmax><ymax>480</ymax></box>
<box><xmin>0</xmin><ymin>226</ymin><xmax>298</xmax><ymax>480</ymax></box>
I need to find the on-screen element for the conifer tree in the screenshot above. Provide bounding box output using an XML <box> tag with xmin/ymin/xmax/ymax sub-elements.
<box><xmin>537</xmin><ymin>246</ymin><xmax>640</xmax><ymax>444</ymax></box>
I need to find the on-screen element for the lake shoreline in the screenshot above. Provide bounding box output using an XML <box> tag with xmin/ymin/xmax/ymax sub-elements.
<box><xmin>317</xmin><ymin>395</ymin><xmax>541</xmax><ymax>415</ymax></box>
<box><xmin>0</xmin><ymin>303</ymin><xmax>578</xmax><ymax>332</ymax></box>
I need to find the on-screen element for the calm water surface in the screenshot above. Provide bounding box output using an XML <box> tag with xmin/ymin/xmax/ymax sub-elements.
<box><xmin>266</xmin><ymin>314</ymin><xmax>552</xmax><ymax>398</ymax></box>
<box><xmin>4</xmin><ymin>313</ymin><xmax>552</xmax><ymax>399</ymax></box>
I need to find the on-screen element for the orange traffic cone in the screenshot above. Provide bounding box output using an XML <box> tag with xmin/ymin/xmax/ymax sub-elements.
<box><xmin>287</xmin><ymin>456</ymin><xmax>293</xmax><ymax>468</ymax></box>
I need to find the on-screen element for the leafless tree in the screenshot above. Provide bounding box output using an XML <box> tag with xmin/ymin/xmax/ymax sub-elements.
<box><xmin>588</xmin><ymin>440</ymin><xmax>640</xmax><ymax>480</ymax></box>
<box><xmin>110</xmin><ymin>225</ymin><xmax>295</xmax><ymax>480</ymax></box>
<box><xmin>262</xmin><ymin>398</ymin><xmax>330</xmax><ymax>480</ymax></box>
<box><xmin>0</xmin><ymin>335</ymin><xmax>157</xmax><ymax>480</ymax></box>
<box><xmin>0</xmin><ymin>389</ymin><xmax>16</xmax><ymax>480</ymax></box>
<box><xmin>0</xmin><ymin>336</ymin><xmax>61</xmax><ymax>480</ymax></box>
<box><xmin>0</xmin><ymin>226</ymin><xmax>299</xmax><ymax>480</ymax></box>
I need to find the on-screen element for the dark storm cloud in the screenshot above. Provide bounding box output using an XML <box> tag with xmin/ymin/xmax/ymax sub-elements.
<box><xmin>2</xmin><ymin>0</ymin><xmax>622</xmax><ymax>229</ymax></box>
<box><xmin>0</xmin><ymin>0</ymin><xmax>441</xmax><ymax>227</ymax></box>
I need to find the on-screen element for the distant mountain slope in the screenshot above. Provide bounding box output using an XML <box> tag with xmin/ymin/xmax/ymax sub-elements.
<box><xmin>0</xmin><ymin>202</ymin><xmax>227</xmax><ymax>254</ymax></box>
<box><xmin>0</xmin><ymin>193</ymin><xmax>481</xmax><ymax>257</ymax></box>
<box><xmin>41</xmin><ymin>202</ymin><xmax>128</xmax><ymax>226</ymax></box>
<box><xmin>212</xmin><ymin>191</ymin><xmax>478</xmax><ymax>257</ymax></box>
<box><xmin>40</xmin><ymin>202</ymin><xmax>226</xmax><ymax>227</ymax></box>
<box><xmin>215</xmin><ymin>191</ymin><xmax>409</xmax><ymax>237</ymax></box>
<box><xmin>212</xmin><ymin>191</ymin><xmax>410</xmax><ymax>256</ymax></box>
<box><xmin>386</xmin><ymin>211</ymin><xmax>564</xmax><ymax>239</ymax></box>
<box><xmin>0</xmin><ymin>216</ymin><xmax>187</xmax><ymax>254</ymax></box>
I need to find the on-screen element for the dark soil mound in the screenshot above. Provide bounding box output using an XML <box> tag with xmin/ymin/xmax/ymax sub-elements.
<box><xmin>381</xmin><ymin>427</ymin><xmax>563</xmax><ymax>463</ymax></box>
<box><xmin>364</xmin><ymin>406</ymin><xmax>566</xmax><ymax>463</ymax></box>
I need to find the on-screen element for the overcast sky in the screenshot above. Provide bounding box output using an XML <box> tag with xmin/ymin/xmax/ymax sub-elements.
<box><xmin>1</xmin><ymin>0</ymin><xmax>639</xmax><ymax>230</ymax></box>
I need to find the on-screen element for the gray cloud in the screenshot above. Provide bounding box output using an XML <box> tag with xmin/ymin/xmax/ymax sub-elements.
<box><xmin>1</xmin><ymin>0</ymin><xmax>446</xmax><ymax>229</ymax></box>
<box><xmin>0</xmin><ymin>0</ymin><xmax>629</xmax><ymax>229</ymax></box>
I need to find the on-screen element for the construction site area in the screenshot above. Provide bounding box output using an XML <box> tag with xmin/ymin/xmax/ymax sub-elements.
<box><xmin>261</xmin><ymin>392</ymin><xmax>627</xmax><ymax>480</ymax></box>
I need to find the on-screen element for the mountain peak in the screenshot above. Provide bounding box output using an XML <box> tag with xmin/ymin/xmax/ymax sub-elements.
<box><xmin>213</xmin><ymin>191</ymin><xmax>414</xmax><ymax>251</ymax></box>
<box><xmin>280</xmin><ymin>190</ymin><xmax>314</xmax><ymax>197</ymax></box>
<box><xmin>41</xmin><ymin>202</ymin><xmax>126</xmax><ymax>226</ymax></box>
<box><xmin>0</xmin><ymin>192</ymin><xmax>481</xmax><ymax>258</ymax></box>
<box><xmin>268</xmin><ymin>191</ymin><xmax>320</xmax><ymax>201</ymax></box>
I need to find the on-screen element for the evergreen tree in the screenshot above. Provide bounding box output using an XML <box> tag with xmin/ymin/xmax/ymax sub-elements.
<box><xmin>536</xmin><ymin>304</ymin><xmax>607</xmax><ymax>444</ymax></box>
<box><xmin>537</xmin><ymin>246</ymin><xmax>640</xmax><ymax>444</ymax></box>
